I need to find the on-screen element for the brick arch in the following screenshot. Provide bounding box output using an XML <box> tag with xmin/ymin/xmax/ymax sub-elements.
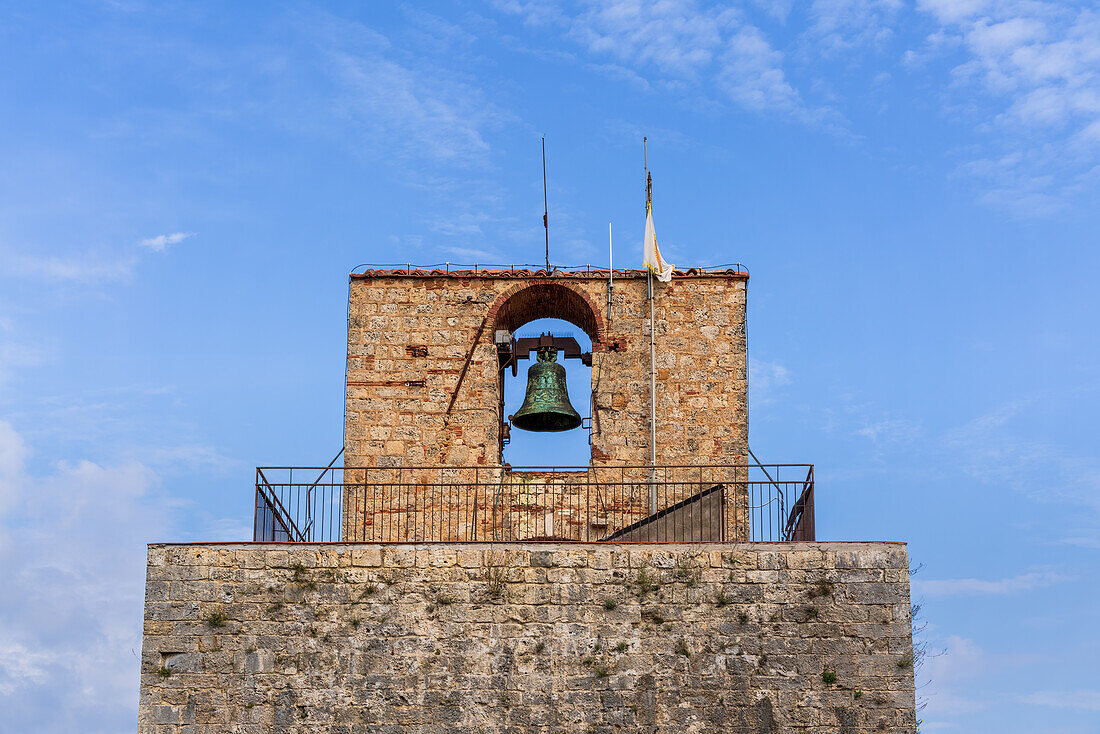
<box><xmin>487</xmin><ymin>280</ymin><xmax>606</xmax><ymax>346</ymax></box>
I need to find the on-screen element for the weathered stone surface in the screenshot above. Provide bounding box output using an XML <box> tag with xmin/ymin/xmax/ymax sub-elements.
<box><xmin>139</xmin><ymin>541</ymin><xmax>916</xmax><ymax>733</ymax></box>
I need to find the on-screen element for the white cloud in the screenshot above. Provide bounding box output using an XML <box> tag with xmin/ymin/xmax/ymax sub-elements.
<box><xmin>0</xmin><ymin>420</ymin><xmax>174</xmax><ymax>731</ymax></box>
<box><xmin>586</xmin><ymin>60</ymin><xmax>654</xmax><ymax>90</ymax></box>
<box><xmin>917</xmin><ymin>0</ymin><xmax>988</xmax><ymax>26</ymax></box>
<box><xmin>944</xmin><ymin>400</ymin><xmax>1100</xmax><ymax>512</ymax></box>
<box><xmin>430</xmin><ymin>212</ymin><xmax>494</xmax><ymax>237</ymax></box>
<box><xmin>751</xmin><ymin>0</ymin><xmax>794</xmax><ymax>24</ymax></box>
<box><xmin>857</xmin><ymin>418</ymin><xmax>921</xmax><ymax>443</ymax></box>
<box><xmin>3</xmin><ymin>234</ymin><xmax>189</xmax><ymax>286</ymax></box>
<box><xmin>925</xmin><ymin>632</ymin><xmax>985</xmax><ymax>677</ymax></box>
<box><xmin>441</xmin><ymin>246</ymin><xmax>504</xmax><ymax>262</ymax></box>
<box><xmin>1058</xmin><ymin>534</ymin><xmax>1100</xmax><ymax>549</ymax></box>
<box><xmin>720</xmin><ymin>25</ymin><xmax>805</xmax><ymax>114</ymax></box>
<box><xmin>333</xmin><ymin>52</ymin><xmax>497</xmax><ymax>165</ymax></box>
<box><xmin>749</xmin><ymin>357</ymin><xmax>795</xmax><ymax>410</ymax></box>
<box><xmin>296</xmin><ymin>11</ymin><xmax>522</xmax><ymax>261</ymax></box>
<box><xmin>1022</xmin><ymin>690</ymin><xmax>1100</xmax><ymax>711</ymax></box>
<box><xmin>491</xmin><ymin>0</ymin><xmax>566</xmax><ymax>28</ymax></box>
<box><xmin>0</xmin><ymin>421</ymin><xmax>27</xmax><ymax>505</ymax></box>
<box><xmin>568</xmin><ymin>1</ymin><xmax>736</xmax><ymax>78</ymax></box>
<box><xmin>918</xmin><ymin>636</ymin><xmax>991</xmax><ymax>726</ymax></box>
<box><xmin>496</xmin><ymin>0</ymin><xmax>834</xmax><ymax>125</ymax></box>
<box><xmin>806</xmin><ymin>0</ymin><xmax>904</xmax><ymax>55</ymax></box>
<box><xmin>5</xmin><ymin>252</ymin><xmax>137</xmax><ymax>283</ymax></box>
<box><xmin>316</xmin><ymin>12</ymin><xmax>507</xmax><ymax>172</ymax></box>
<box><xmin>915</xmin><ymin>2</ymin><xmax>1100</xmax><ymax>212</ymax></box>
<box><xmin>0</xmin><ymin>341</ymin><xmax>43</xmax><ymax>388</ymax></box>
<box><xmin>913</xmin><ymin>569</ymin><xmax>1067</xmax><ymax>597</ymax></box>
<box><xmin>922</xmin><ymin>689</ymin><xmax>989</xmax><ymax>719</ymax></box>
<box><xmin>138</xmin><ymin>443</ymin><xmax>240</xmax><ymax>476</ymax></box>
<box><xmin>139</xmin><ymin>231</ymin><xmax>194</xmax><ymax>251</ymax></box>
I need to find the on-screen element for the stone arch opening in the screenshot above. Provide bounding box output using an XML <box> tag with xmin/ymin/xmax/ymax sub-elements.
<box><xmin>489</xmin><ymin>282</ymin><xmax>603</xmax><ymax>466</ymax></box>
<box><xmin>490</xmin><ymin>281</ymin><xmax>605</xmax><ymax>347</ymax></box>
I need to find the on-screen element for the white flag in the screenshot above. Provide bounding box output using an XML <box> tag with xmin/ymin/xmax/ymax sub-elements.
<box><xmin>643</xmin><ymin>204</ymin><xmax>674</xmax><ymax>282</ymax></box>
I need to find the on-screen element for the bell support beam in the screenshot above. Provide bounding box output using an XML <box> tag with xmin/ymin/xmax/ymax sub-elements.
<box><xmin>510</xmin><ymin>333</ymin><xmax>592</xmax><ymax>366</ymax></box>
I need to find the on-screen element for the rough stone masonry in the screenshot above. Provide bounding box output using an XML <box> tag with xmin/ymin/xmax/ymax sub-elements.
<box><xmin>138</xmin><ymin>542</ymin><xmax>916</xmax><ymax>733</ymax></box>
<box><xmin>342</xmin><ymin>269</ymin><xmax>752</xmax><ymax>541</ymax></box>
<box><xmin>343</xmin><ymin>269</ymin><xmax>749</xmax><ymax>470</ymax></box>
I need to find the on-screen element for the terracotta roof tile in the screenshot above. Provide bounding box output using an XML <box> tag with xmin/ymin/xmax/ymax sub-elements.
<box><xmin>350</xmin><ymin>267</ymin><xmax>748</xmax><ymax>279</ymax></box>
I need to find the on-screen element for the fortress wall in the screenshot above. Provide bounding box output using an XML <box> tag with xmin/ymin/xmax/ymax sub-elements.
<box><xmin>139</xmin><ymin>541</ymin><xmax>916</xmax><ymax>733</ymax></box>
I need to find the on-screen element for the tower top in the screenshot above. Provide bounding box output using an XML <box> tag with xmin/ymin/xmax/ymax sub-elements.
<box><xmin>350</xmin><ymin>265</ymin><xmax>748</xmax><ymax>280</ymax></box>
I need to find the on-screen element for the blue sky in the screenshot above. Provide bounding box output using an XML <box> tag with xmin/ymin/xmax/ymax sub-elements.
<box><xmin>1</xmin><ymin>1</ymin><xmax>1098</xmax><ymax>731</ymax></box>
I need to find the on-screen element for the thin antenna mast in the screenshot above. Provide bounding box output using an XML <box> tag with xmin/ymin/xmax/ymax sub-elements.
<box><xmin>607</xmin><ymin>221</ymin><xmax>613</xmax><ymax>324</ymax></box>
<box><xmin>542</xmin><ymin>137</ymin><xmax>550</xmax><ymax>272</ymax></box>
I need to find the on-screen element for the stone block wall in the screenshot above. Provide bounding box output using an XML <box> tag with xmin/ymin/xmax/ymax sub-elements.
<box><xmin>344</xmin><ymin>270</ymin><xmax>748</xmax><ymax>471</ymax></box>
<box><xmin>139</xmin><ymin>542</ymin><xmax>916</xmax><ymax>733</ymax></box>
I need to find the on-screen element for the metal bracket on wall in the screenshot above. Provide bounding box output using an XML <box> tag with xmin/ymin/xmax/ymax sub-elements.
<box><xmin>347</xmin><ymin>379</ymin><xmax>426</xmax><ymax>388</ymax></box>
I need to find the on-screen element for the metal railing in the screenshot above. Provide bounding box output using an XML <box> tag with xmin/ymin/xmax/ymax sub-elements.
<box><xmin>254</xmin><ymin>463</ymin><xmax>814</xmax><ymax>544</ymax></box>
<box><xmin>350</xmin><ymin>262</ymin><xmax>749</xmax><ymax>276</ymax></box>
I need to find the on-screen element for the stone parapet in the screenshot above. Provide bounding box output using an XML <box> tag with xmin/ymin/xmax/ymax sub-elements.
<box><xmin>139</xmin><ymin>541</ymin><xmax>916</xmax><ymax>733</ymax></box>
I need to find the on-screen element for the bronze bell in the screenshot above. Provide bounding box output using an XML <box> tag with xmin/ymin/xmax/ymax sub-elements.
<box><xmin>511</xmin><ymin>346</ymin><xmax>582</xmax><ymax>432</ymax></box>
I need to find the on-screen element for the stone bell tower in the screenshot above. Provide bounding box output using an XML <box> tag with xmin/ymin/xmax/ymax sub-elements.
<box><xmin>345</xmin><ymin>267</ymin><xmax>747</xmax><ymax>468</ymax></box>
<box><xmin>343</xmin><ymin>266</ymin><xmax>753</xmax><ymax>541</ymax></box>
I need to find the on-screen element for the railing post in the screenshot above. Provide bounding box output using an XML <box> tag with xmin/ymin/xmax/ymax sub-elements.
<box><xmin>253</xmin><ymin>469</ymin><xmax>261</xmax><ymax>542</ymax></box>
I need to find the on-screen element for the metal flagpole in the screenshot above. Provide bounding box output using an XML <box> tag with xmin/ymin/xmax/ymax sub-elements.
<box><xmin>645</xmin><ymin>138</ymin><xmax>657</xmax><ymax>514</ymax></box>
<box><xmin>648</xmin><ymin>268</ymin><xmax>657</xmax><ymax>514</ymax></box>
<box><xmin>542</xmin><ymin>137</ymin><xmax>550</xmax><ymax>272</ymax></box>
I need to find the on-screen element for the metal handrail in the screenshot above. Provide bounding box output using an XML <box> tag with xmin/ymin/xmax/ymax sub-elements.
<box><xmin>783</xmin><ymin>466</ymin><xmax>815</xmax><ymax>541</ymax></box>
<box><xmin>300</xmin><ymin>448</ymin><xmax>344</xmax><ymax>537</ymax></box>
<box><xmin>255</xmin><ymin>468</ymin><xmax>307</xmax><ymax>542</ymax></box>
